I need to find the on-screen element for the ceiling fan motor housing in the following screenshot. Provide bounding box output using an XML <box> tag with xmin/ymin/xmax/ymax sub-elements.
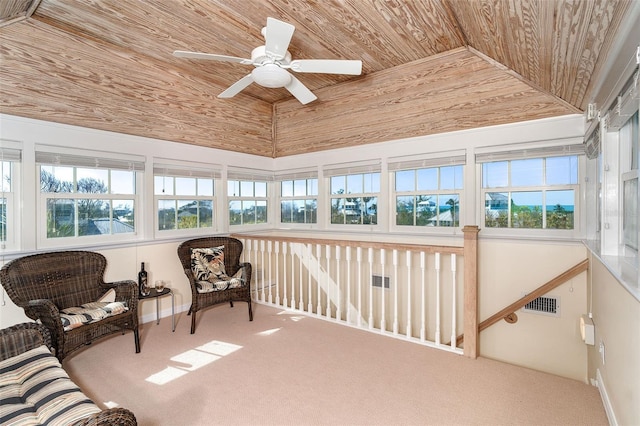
<box><xmin>252</xmin><ymin>64</ymin><xmax>291</xmax><ymax>88</ymax></box>
<box><xmin>250</xmin><ymin>46</ymin><xmax>293</xmax><ymax>88</ymax></box>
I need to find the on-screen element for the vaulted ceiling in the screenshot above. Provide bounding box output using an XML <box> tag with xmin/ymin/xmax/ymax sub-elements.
<box><xmin>0</xmin><ymin>0</ymin><xmax>633</xmax><ymax>157</ymax></box>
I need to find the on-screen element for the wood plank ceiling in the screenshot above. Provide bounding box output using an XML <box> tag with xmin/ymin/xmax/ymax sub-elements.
<box><xmin>0</xmin><ymin>0</ymin><xmax>632</xmax><ymax>157</ymax></box>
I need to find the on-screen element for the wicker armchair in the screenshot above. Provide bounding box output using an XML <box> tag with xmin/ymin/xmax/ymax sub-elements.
<box><xmin>0</xmin><ymin>251</ymin><xmax>140</xmax><ymax>361</ymax></box>
<box><xmin>177</xmin><ymin>237</ymin><xmax>253</xmax><ymax>334</ymax></box>
<box><xmin>0</xmin><ymin>322</ymin><xmax>137</xmax><ymax>425</ymax></box>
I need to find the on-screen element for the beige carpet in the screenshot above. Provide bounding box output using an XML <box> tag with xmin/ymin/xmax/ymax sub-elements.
<box><xmin>63</xmin><ymin>303</ymin><xmax>608</xmax><ymax>426</ymax></box>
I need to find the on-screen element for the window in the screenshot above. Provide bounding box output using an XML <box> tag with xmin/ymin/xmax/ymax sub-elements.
<box><xmin>228</xmin><ymin>180</ymin><xmax>268</xmax><ymax>226</ymax></box>
<box><xmin>37</xmin><ymin>149</ymin><xmax>143</xmax><ymax>245</ymax></box>
<box><xmin>154</xmin><ymin>164</ymin><xmax>218</xmax><ymax>232</ymax></box>
<box><xmin>394</xmin><ymin>165</ymin><xmax>463</xmax><ymax>227</ymax></box>
<box><xmin>329</xmin><ymin>173</ymin><xmax>380</xmax><ymax>225</ymax></box>
<box><xmin>621</xmin><ymin>111</ymin><xmax>639</xmax><ymax>250</ymax></box>
<box><xmin>280</xmin><ymin>178</ymin><xmax>318</xmax><ymax>224</ymax></box>
<box><xmin>0</xmin><ymin>147</ymin><xmax>20</xmax><ymax>250</ymax></box>
<box><xmin>479</xmin><ymin>148</ymin><xmax>582</xmax><ymax>230</ymax></box>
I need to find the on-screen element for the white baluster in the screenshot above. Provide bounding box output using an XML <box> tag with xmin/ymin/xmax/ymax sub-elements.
<box><xmin>282</xmin><ymin>242</ymin><xmax>288</xmax><ymax>308</ymax></box>
<box><xmin>356</xmin><ymin>247</ymin><xmax>362</xmax><ymax>327</ymax></box>
<box><xmin>368</xmin><ymin>248</ymin><xmax>374</xmax><ymax>330</ymax></box>
<box><xmin>316</xmin><ymin>244</ymin><xmax>322</xmax><ymax>316</ymax></box>
<box><xmin>406</xmin><ymin>251</ymin><xmax>412</xmax><ymax>339</ymax></box>
<box><xmin>380</xmin><ymin>248</ymin><xmax>386</xmax><ymax>333</ymax></box>
<box><xmin>275</xmin><ymin>242</ymin><xmax>280</xmax><ymax>305</ymax></box>
<box><xmin>253</xmin><ymin>239</ymin><xmax>259</xmax><ymax>301</ymax></box>
<box><xmin>298</xmin><ymin>243</ymin><xmax>304</xmax><ymax>311</ymax></box>
<box><xmin>260</xmin><ymin>240</ymin><xmax>266</xmax><ymax>302</ymax></box>
<box><xmin>392</xmin><ymin>249</ymin><xmax>399</xmax><ymax>335</ymax></box>
<box><xmin>420</xmin><ymin>252</ymin><xmax>426</xmax><ymax>341</ymax></box>
<box><xmin>346</xmin><ymin>246</ymin><xmax>352</xmax><ymax>324</ymax></box>
<box><xmin>336</xmin><ymin>246</ymin><xmax>342</xmax><ymax>322</ymax></box>
<box><xmin>307</xmin><ymin>243</ymin><xmax>313</xmax><ymax>313</ymax></box>
<box><xmin>267</xmin><ymin>240</ymin><xmax>273</xmax><ymax>304</ymax></box>
<box><xmin>325</xmin><ymin>245</ymin><xmax>331</xmax><ymax>318</ymax></box>
<box><xmin>435</xmin><ymin>252</ymin><xmax>441</xmax><ymax>345</ymax></box>
<box><xmin>290</xmin><ymin>242</ymin><xmax>295</xmax><ymax>309</ymax></box>
<box><xmin>450</xmin><ymin>254</ymin><xmax>457</xmax><ymax>349</ymax></box>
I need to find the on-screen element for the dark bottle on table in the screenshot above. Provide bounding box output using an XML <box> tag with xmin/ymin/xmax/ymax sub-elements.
<box><xmin>138</xmin><ymin>262</ymin><xmax>150</xmax><ymax>296</ymax></box>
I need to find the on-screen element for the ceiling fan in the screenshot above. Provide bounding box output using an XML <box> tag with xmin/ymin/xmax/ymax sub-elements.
<box><xmin>173</xmin><ymin>17</ymin><xmax>362</xmax><ymax>104</ymax></box>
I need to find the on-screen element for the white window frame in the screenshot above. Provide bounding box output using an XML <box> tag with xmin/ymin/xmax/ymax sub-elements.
<box><xmin>0</xmin><ymin>145</ymin><xmax>21</xmax><ymax>251</ymax></box>
<box><xmin>227</xmin><ymin>167</ymin><xmax>272</xmax><ymax>229</ymax></box>
<box><xmin>324</xmin><ymin>160</ymin><xmax>381</xmax><ymax>229</ymax></box>
<box><xmin>476</xmin><ymin>143</ymin><xmax>585</xmax><ymax>240</ymax></box>
<box><xmin>276</xmin><ymin>168</ymin><xmax>318</xmax><ymax>228</ymax></box>
<box><xmin>389</xmin><ymin>151</ymin><xmax>465</xmax><ymax>233</ymax></box>
<box><xmin>620</xmin><ymin>111</ymin><xmax>638</xmax><ymax>252</ymax></box>
<box><xmin>153</xmin><ymin>161</ymin><xmax>221</xmax><ymax>238</ymax></box>
<box><xmin>36</xmin><ymin>147</ymin><xmax>144</xmax><ymax>249</ymax></box>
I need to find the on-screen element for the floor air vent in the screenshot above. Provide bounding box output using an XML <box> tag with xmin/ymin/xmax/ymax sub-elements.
<box><xmin>522</xmin><ymin>295</ymin><xmax>560</xmax><ymax>317</ymax></box>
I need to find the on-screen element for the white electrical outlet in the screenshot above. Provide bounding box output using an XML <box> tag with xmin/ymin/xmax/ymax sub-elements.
<box><xmin>599</xmin><ymin>340</ymin><xmax>605</xmax><ymax>364</ymax></box>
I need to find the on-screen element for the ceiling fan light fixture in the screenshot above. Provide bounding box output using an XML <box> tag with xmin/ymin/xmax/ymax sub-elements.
<box><xmin>252</xmin><ymin>64</ymin><xmax>291</xmax><ymax>88</ymax></box>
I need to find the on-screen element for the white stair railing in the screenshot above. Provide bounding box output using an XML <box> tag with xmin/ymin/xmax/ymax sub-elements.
<box><xmin>235</xmin><ymin>234</ymin><xmax>476</xmax><ymax>355</ymax></box>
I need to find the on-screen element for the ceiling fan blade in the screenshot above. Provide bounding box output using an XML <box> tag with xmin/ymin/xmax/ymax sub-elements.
<box><xmin>284</xmin><ymin>74</ymin><xmax>317</xmax><ymax>105</ymax></box>
<box><xmin>218</xmin><ymin>74</ymin><xmax>254</xmax><ymax>98</ymax></box>
<box><xmin>289</xmin><ymin>59</ymin><xmax>362</xmax><ymax>75</ymax></box>
<box><xmin>264</xmin><ymin>17</ymin><xmax>295</xmax><ymax>60</ymax></box>
<box><xmin>173</xmin><ymin>50</ymin><xmax>252</xmax><ymax>65</ymax></box>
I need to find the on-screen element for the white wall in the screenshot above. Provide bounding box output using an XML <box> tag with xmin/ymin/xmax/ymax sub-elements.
<box><xmin>588</xmin><ymin>254</ymin><xmax>640</xmax><ymax>425</ymax></box>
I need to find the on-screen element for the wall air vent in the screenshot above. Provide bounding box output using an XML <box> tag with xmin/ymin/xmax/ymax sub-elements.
<box><xmin>522</xmin><ymin>295</ymin><xmax>560</xmax><ymax>317</ymax></box>
<box><xmin>372</xmin><ymin>275</ymin><xmax>390</xmax><ymax>289</ymax></box>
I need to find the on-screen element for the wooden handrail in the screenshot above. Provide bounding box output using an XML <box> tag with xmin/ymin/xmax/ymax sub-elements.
<box><xmin>455</xmin><ymin>258</ymin><xmax>589</xmax><ymax>347</ymax></box>
<box><xmin>231</xmin><ymin>233</ymin><xmax>464</xmax><ymax>255</ymax></box>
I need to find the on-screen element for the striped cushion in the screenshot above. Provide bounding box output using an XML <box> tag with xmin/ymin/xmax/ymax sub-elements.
<box><xmin>60</xmin><ymin>301</ymin><xmax>128</xmax><ymax>331</ymax></box>
<box><xmin>0</xmin><ymin>345</ymin><xmax>101</xmax><ymax>425</ymax></box>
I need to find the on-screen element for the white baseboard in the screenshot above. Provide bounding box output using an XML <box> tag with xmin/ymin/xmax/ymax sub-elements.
<box><xmin>597</xmin><ymin>368</ymin><xmax>617</xmax><ymax>426</ymax></box>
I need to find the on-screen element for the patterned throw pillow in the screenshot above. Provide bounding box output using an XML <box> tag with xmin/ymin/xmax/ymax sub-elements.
<box><xmin>190</xmin><ymin>246</ymin><xmax>245</xmax><ymax>293</ymax></box>
<box><xmin>191</xmin><ymin>246</ymin><xmax>227</xmax><ymax>281</ymax></box>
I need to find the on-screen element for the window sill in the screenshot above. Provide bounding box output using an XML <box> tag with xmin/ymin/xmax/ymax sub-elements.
<box><xmin>583</xmin><ymin>239</ymin><xmax>640</xmax><ymax>302</ymax></box>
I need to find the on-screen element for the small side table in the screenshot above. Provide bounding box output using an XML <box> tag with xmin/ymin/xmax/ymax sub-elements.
<box><xmin>139</xmin><ymin>288</ymin><xmax>175</xmax><ymax>332</ymax></box>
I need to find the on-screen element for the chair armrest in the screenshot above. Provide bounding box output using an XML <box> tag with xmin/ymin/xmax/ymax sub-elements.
<box><xmin>72</xmin><ymin>407</ymin><xmax>137</xmax><ymax>426</ymax></box>
<box><xmin>0</xmin><ymin>322</ymin><xmax>53</xmax><ymax>361</ymax></box>
<box><xmin>104</xmin><ymin>280</ymin><xmax>138</xmax><ymax>305</ymax></box>
<box><xmin>25</xmin><ymin>299</ymin><xmax>65</xmax><ymax>349</ymax></box>
<box><xmin>238</xmin><ymin>262</ymin><xmax>252</xmax><ymax>285</ymax></box>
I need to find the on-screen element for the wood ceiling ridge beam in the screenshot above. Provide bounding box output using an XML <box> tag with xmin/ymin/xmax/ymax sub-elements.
<box><xmin>442</xmin><ymin>0</ymin><xmax>469</xmax><ymax>46</ymax></box>
<box><xmin>466</xmin><ymin>46</ymin><xmax>581</xmax><ymax>115</ymax></box>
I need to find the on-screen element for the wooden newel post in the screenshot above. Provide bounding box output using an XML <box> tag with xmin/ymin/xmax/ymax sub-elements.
<box><xmin>462</xmin><ymin>225</ymin><xmax>479</xmax><ymax>359</ymax></box>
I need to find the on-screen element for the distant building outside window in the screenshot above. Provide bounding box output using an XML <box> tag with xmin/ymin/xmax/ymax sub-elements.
<box><xmin>330</xmin><ymin>173</ymin><xmax>379</xmax><ymax>225</ymax></box>
<box><xmin>395</xmin><ymin>165</ymin><xmax>463</xmax><ymax>227</ymax></box>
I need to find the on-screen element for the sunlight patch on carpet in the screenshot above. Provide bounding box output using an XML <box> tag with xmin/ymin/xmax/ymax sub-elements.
<box><xmin>257</xmin><ymin>327</ymin><xmax>282</xmax><ymax>336</ymax></box>
<box><xmin>277</xmin><ymin>310</ymin><xmax>307</xmax><ymax>322</ymax></box>
<box><xmin>171</xmin><ymin>349</ymin><xmax>221</xmax><ymax>371</ymax></box>
<box><xmin>146</xmin><ymin>366</ymin><xmax>189</xmax><ymax>385</ymax></box>
<box><xmin>145</xmin><ymin>340</ymin><xmax>244</xmax><ymax>385</ymax></box>
<box><xmin>197</xmin><ymin>340</ymin><xmax>242</xmax><ymax>356</ymax></box>
<box><xmin>104</xmin><ymin>401</ymin><xmax>120</xmax><ymax>409</ymax></box>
